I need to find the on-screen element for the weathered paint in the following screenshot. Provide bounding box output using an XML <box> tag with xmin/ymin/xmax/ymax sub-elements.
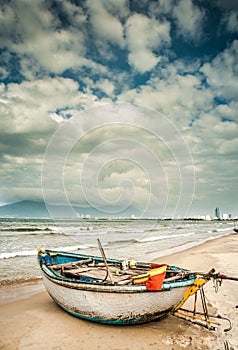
<box><xmin>42</xmin><ymin>274</ymin><xmax>186</xmax><ymax>324</ymax></box>
<box><xmin>58</xmin><ymin>302</ymin><xmax>172</xmax><ymax>325</ymax></box>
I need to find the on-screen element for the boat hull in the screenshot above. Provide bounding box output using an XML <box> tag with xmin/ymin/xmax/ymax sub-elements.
<box><xmin>41</xmin><ymin>273</ymin><xmax>188</xmax><ymax>324</ymax></box>
<box><xmin>38</xmin><ymin>249</ymin><xmax>196</xmax><ymax>325</ymax></box>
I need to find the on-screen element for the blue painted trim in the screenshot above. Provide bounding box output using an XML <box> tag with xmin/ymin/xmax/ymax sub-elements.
<box><xmin>46</xmin><ymin>249</ymin><xmax>122</xmax><ymax>265</ymax></box>
<box><xmin>162</xmin><ymin>279</ymin><xmax>196</xmax><ymax>290</ymax></box>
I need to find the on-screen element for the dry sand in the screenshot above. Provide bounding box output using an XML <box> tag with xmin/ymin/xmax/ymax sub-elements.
<box><xmin>0</xmin><ymin>233</ymin><xmax>238</xmax><ymax>350</ymax></box>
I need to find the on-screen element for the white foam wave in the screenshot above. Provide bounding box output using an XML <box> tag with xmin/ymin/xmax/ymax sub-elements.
<box><xmin>148</xmin><ymin>231</ymin><xmax>233</xmax><ymax>260</ymax></box>
<box><xmin>0</xmin><ymin>244</ymin><xmax>94</xmax><ymax>260</ymax></box>
<box><xmin>137</xmin><ymin>231</ymin><xmax>195</xmax><ymax>243</ymax></box>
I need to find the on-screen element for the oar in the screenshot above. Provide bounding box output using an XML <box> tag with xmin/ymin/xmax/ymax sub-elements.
<box><xmin>217</xmin><ymin>274</ymin><xmax>238</xmax><ymax>282</ymax></box>
<box><xmin>195</xmin><ymin>268</ymin><xmax>238</xmax><ymax>282</ymax></box>
<box><xmin>97</xmin><ymin>239</ymin><xmax>114</xmax><ymax>284</ymax></box>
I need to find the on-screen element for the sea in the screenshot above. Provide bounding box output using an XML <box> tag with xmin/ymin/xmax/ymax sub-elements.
<box><xmin>0</xmin><ymin>217</ymin><xmax>235</xmax><ymax>285</ymax></box>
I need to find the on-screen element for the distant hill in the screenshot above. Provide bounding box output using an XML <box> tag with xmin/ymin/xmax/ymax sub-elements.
<box><xmin>0</xmin><ymin>200</ymin><xmax>49</xmax><ymax>218</ymax></box>
<box><xmin>0</xmin><ymin>200</ymin><xmax>141</xmax><ymax>219</ymax></box>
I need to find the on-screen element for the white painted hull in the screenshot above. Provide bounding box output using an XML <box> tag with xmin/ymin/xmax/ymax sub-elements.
<box><xmin>41</xmin><ymin>273</ymin><xmax>187</xmax><ymax>324</ymax></box>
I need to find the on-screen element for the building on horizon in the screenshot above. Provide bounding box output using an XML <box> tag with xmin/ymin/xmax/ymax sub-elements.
<box><xmin>215</xmin><ymin>207</ymin><xmax>221</xmax><ymax>219</ymax></box>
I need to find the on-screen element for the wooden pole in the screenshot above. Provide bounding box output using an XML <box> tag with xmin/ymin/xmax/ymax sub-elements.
<box><xmin>218</xmin><ymin>274</ymin><xmax>238</xmax><ymax>281</ymax></box>
<box><xmin>97</xmin><ymin>239</ymin><xmax>114</xmax><ymax>284</ymax></box>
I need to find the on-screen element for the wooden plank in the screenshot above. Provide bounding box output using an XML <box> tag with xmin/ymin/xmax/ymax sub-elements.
<box><xmin>50</xmin><ymin>258</ymin><xmax>93</xmax><ymax>269</ymax></box>
<box><xmin>117</xmin><ymin>278</ymin><xmax>133</xmax><ymax>285</ymax></box>
<box><xmin>51</xmin><ymin>259</ymin><xmax>164</xmax><ymax>284</ymax></box>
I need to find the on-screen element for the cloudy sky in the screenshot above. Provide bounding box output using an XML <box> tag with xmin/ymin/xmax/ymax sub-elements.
<box><xmin>0</xmin><ymin>0</ymin><xmax>237</xmax><ymax>218</ymax></box>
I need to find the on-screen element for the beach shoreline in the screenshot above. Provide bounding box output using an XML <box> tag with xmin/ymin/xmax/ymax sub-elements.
<box><xmin>1</xmin><ymin>232</ymin><xmax>237</xmax><ymax>349</ymax></box>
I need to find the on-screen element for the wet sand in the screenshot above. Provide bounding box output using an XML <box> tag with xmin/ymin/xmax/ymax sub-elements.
<box><xmin>0</xmin><ymin>233</ymin><xmax>237</xmax><ymax>350</ymax></box>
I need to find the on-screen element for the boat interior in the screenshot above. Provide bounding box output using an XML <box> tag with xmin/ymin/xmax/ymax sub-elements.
<box><xmin>48</xmin><ymin>256</ymin><xmax>189</xmax><ymax>285</ymax></box>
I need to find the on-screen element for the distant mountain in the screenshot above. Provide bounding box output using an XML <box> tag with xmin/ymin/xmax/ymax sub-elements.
<box><xmin>0</xmin><ymin>200</ymin><xmax>141</xmax><ymax>219</ymax></box>
<box><xmin>0</xmin><ymin>200</ymin><xmax>50</xmax><ymax>218</ymax></box>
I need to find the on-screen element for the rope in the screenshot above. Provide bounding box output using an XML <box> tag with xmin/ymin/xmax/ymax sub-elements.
<box><xmin>224</xmin><ymin>340</ymin><xmax>229</xmax><ymax>350</ymax></box>
<box><xmin>212</xmin><ymin>274</ymin><xmax>222</xmax><ymax>293</ymax></box>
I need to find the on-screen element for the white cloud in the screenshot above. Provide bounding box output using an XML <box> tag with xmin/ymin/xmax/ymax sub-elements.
<box><xmin>214</xmin><ymin>101</ymin><xmax>238</xmax><ymax>123</ymax></box>
<box><xmin>0</xmin><ymin>3</ymin><xmax>16</xmax><ymax>48</ymax></box>
<box><xmin>17</xmin><ymin>28</ymin><xmax>86</xmax><ymax>76</ymax></box>
<box><xmin>185</xmin><ymin>108</ymin><xmax>238</xmax><ymax>214</ymax></box>
<box><xmin>0</xmin><ymin>1</ymin><xmax>237</xmax><ymax>214</ymax></box>
<box><xmin>0</xmin><ymin>0</ymin><xmax>89</xmax><ymax>76</ymax></box>
<box><xmin>94</xmin><ymin>79</ymin><xmax>115</xmax><ymax>96</ymax></box>
<box><xmin>173</xmin><ymin>0</ymin><xmax>205</xmax><ymax>41</ymax></box>
<box><xmin>217</xmin><ymin>138</ymin><xmax>238</xmax><ymax>155</ymax></box>
<box><xmin>86</xmin><ymin>0</ymin><xmax>125</xmax><ymax>48</ymax></box>
<box><xmin>60</xmin><ymin>1</ymin><xmax>87</xmax><ymax>27</ymax></box>
<box><xmin>149</xmin><ymin>0</ymin><xmax>175</xmax><ymax>15</ymax></box>
<box><xmin>0</xmin><ymin>77</ymin><xmax>100</xmax><ymax>135</ymax></box>
<box><xmin>118</xmin><ymin>61</ymin><xmax>213</xmax><ymax>126</ymax></box>
<box><xmin>0</xmin><ymin>76</ymin><xmax>105</xmax><ymax>204</ymax></box>
<box><xmin>125</xmin><ymin>14</ymin><xmax>171</xmax><ymax>73</ymax></box>
<box><xmin>189</xmin><ymin>107</ymin><xmax>238</xmax><ymax>174</ymax></box>
<box><xmin>0</xmin><ymin>67</ymin><xmax>8</xmax><ymax>80</ymax></box>
<box><xmin>222</xmin><ymin>10</ymin><xmax>238</xmax><ymax>33</ymax></box>
<box><xmin>115</xmin><ymin>50</ymin><xmax>237</xmax><ymax>215</ymax></box>
<box><xmin>0</xmin><ymin>0</ymin><xmax>129</xmax><ymax>78</ymax></box>
<box><xmin>196</xmin><ymin>109</ymin><xmax>237</xmax><ymax>141</ymax></box>
<box><xmin>99</xmin><ymin>0</ymin><xmax>130</xmax><ymax>20</ymax></box>
<box><xmin>64</xmin><ymin>157</ymin><xmax>151</xmax><ymax>208</ymax></box>
<box><xmin>39</xmin><ymin>103</ymin><xmax>194</xmax><ymax>217</ymax></box>
<box><xmin>201</xmin><ymin>40</ymin><xmax>238</xmax><ymax>100</ymax></box>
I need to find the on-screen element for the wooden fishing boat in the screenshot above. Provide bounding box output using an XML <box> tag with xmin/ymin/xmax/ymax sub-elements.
<box><xmin>37</xmin><ymin>245</ymin><xmax>207</xmax><ymax>325</ymax></box>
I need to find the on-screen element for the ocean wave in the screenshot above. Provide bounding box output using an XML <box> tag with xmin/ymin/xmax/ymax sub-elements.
<box><xmin>216</xmin><ymin>227</ymin><xmax>233</xmax><ymax>232</ymax></box>
<box><xmin>74</xmin><ymin>229</ymin><xmax>108</xmax><ymax>236</ymax></box>
<box><xmin>137</xmin><ymin>231</ymin><xmax>195</xmax><ymax>243</ymax></box>
<box><xmin>0</xmin><ymin>249</ymin><xmax>39</xmax><ymax>259</ymax></box>
<box><xmin>0</xmin><ymin>226</ymin><xmax>57</xmax><ymax>233</ymax></box>
<box><xmin>102</xmin><ymin>231</ymin><xmax>197</xmax><ymax>248</ymax></box>
<box><xmin>106</xmin><ymin>238</ymin><xmax>138</xmax><ymax>248</ymax></box>
<box><xmin>0</xmin><ymin>244</ymin><xmax>94</xmax><ymax>260</ymax></box>
<box><xmin>148</xmin><ymin>231</ymin><xmax>233</xmax><ymax>260</ymax></box>
<box><xmin>0</xmin><ymin>226</ymin><xmax>69</xmax><ymax>237</ymax></box>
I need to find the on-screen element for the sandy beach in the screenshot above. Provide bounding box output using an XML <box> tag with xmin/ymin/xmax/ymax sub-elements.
<box><xmin>1</xmin><ymin>233</ymin><xmax>237</xmax><ymax>350</ymax></box>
